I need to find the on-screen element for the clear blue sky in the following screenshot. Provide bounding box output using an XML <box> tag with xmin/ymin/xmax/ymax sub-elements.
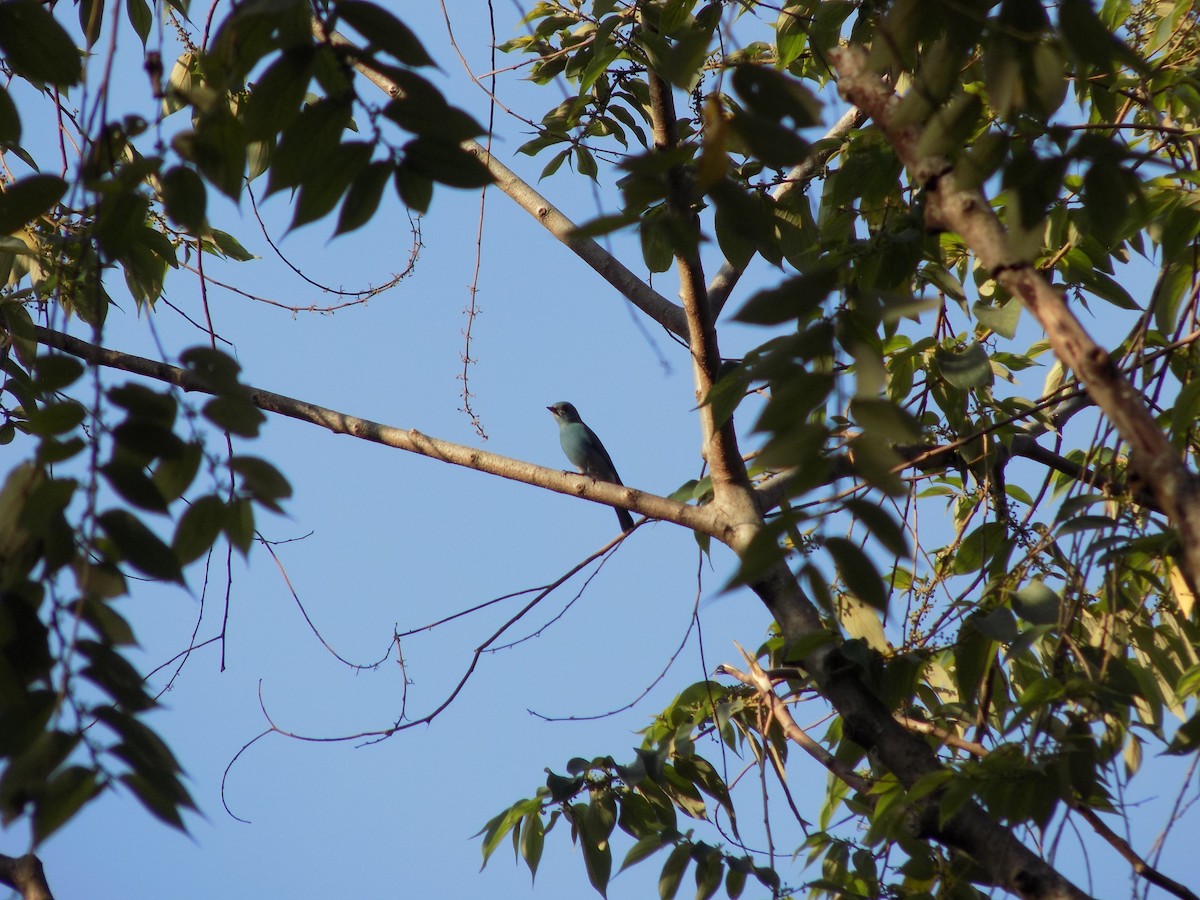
<box><xmin>12</xmin><ymin>3</ymin><xmax>1193</xmax><ymax>899</ymax></box>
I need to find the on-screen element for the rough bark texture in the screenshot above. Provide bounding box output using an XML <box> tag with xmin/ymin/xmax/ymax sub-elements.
<box><xmin>0</xmin><ymin>854</ymin><xmax>54</xmax><ymax>900</ymax></box>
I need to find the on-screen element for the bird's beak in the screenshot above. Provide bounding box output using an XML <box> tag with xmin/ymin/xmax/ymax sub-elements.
<box><xmin>546</xmin><ymin>406</ymin><xmax>555</xmax><ymax>414</ymax></box>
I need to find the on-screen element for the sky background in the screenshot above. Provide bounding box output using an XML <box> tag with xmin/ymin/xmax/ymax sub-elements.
<box><xmin>4</xmin><ymin>1</ymin><xmax>1196</xmax><ymax>898</ymax></box>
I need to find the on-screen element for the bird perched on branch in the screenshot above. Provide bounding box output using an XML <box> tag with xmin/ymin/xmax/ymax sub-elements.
<box><xmin>547</xmin><ymin>401</ymin><xmax>635</xmax><ymax>533</ymax></box>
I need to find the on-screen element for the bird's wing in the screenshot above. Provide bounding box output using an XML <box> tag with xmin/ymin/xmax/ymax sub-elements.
<box><xmin>584</xmin><ymin>425</ymin><xmax>624</xmax><ymax>484</ymax></box>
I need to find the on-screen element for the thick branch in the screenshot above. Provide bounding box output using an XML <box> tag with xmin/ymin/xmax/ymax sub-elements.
<box><xmin>32</xmin><ymin>326</ymin><xmax>720</xmax><ymax>535</ymax></box>
<box><xmin>0</xmin><ymin>854</ymin><xmax>53</xmax><ymax>900</ymax></box>
<box><xmin>314</xmin><ymin>23</ymin><xmax>688</xmax><ymax>339</ymax></box>
<box><xmin>645</xmin><ymin>69</ymin><xmax>754</xmax><ymax>529</ymax></box>
<box><xmin>829</xmin><ymin>44</ymin><xmax>1200</xmax><ymax>595</ymax></box>
<box><xmin>745</xmin><ymin>552</ymin><xmax>1088</xmax><ymax>898</ymax></box>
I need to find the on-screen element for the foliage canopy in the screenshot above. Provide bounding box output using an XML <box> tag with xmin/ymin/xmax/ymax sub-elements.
<box><xmin>2</xmin><ymin>0</ymin><xmax>1200</xmax><ymax>898</ymax></box>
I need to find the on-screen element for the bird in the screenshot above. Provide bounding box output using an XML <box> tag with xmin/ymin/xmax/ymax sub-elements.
<box><xmin>547</xmin><ymin>401</ymin><xmax>635</xmax><ymax>533</ymax></box>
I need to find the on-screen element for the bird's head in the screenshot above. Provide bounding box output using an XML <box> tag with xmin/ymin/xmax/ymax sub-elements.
<box><xmin>547</xmin><ymin>401</ymin><xmax>582</xmax><ymax>424</ymax></box>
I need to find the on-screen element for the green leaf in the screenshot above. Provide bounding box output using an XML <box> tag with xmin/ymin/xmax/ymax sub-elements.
<box><xmin>1060</xmin><ymin>0</ymin><xmax>1138</xmax><ymax>70</ymax></box>
<box><xmin>675</xmin><ymin>756</ymin><xmax>737</xmax><ymax>836</ymax></box>
<box><xmin>78</xmin><ymin>639</ymin><xmax>154</xmax><ymax>711</ymax></box>
<box><xmin>203</xmin><ymin>396</ymin><xmax>265</xmax><ymax>437</ymax></box>
<box><xmin>224</xmin><ymin>496</ymin><xmax>255</xmax><ymax>554</ymax></box>
<box><xmin>394</xmin><ymin>160</ymin><xmax>433</xmax><ymax>212</ymax></box>
<box><xmin>842</xmin><ymin>498</ymin><xmax>909</xmax><ymax>557</ymax></box>
<box><xmin>119</xmin><ymin>772</ymin><xmax>188</xmax><ymax>830</ymax></box>
<box><xmin>172</xmin><ymin>495</ymin><xmax>226</xmax><ymax>564</ymax></box>
<box><xmin>825</xmin><ymin>537</ymin><xmax>887</xmax><ymax>613</ymax></box>
<box><xmin>402</xmin><ymin>137</ymin><xmax>492</xmax><ymax>188</ymax></box>
<box><xmin>160</xmin><ymin>166</ymin><xmax>208</xmax><ymax>232</ymax></box>
<box><xmin>25</xmin><ymin>400</ymin><xmax>86</xmax><ymax>436</ymax></box>
<box><xmin>0</xmin><ymin>85</ymin><xmax>21</xmax><ymax>144</ymax></box>
<box><xmin>335</xmin><ymin>0</ymin><xmax>434</xmax><ymax>66</ymax></box>
<box><xmin>953</xmin><ymin>521</ymin><xmax>1008</xmax><ymax>575</ymax></box>
<box><xmin>974</xmin><ymin>606</ymin><xmax>1018</xmax><ymax>642</ymax></box>
<box><xmin>916</xmin><ymin>91</ymin><xmax>982</xmax><ymax>159</ymax></box>
<box><xmin>382</xmin><ymin>73</ymin><xmax>484</xmax><ymax>143</ymax></box>
<box><xmin>243</xmin><ymin>47</ymin><xmax>316</xmax><ymax>141</ymax></box>
<box><xmin>209</xmin><ymin>229</ymin><xmax>256</xmax><ymax>261</ymax></box>
<box><xmin>922</xmin><ymin>263</ymin><xmax>966</xmax><ymax>301</ymax></box>
<box><xmin>175</xmin><ymin>108</ymin><xmax>247</xmax><ymax>200</ymax></box>
<box><xmin>621</xmin><ymin>834</ymin><xmax>670</xmax><ymax>872</ymax></box>
<box><xmin>80</xmin><ymin>595</ymin><xmax>136</xmax><ymax>644</ymax></box>
<box><xmin>658</xmin><ymin>842</ymin><xmax>691</xmax><ymax>900</ymax></box>
<box><xmin>100</xmin><ymin>460</ymin><xmax>169</xmax><ymax>513</ymax></box>
<box><xmin>0</xmin><ymin>0</ymin><xmax>83</xmax><ymax>86</ymax></box>
<box><xmin>32</xmin><ymin>354</ymin><xmax>84</xmax><ymax>392</ymax></box>
<box><xmin>1011</xmin><ymin>580</ymin><xmax>1060</xmax><ymax>625</ymax></box>
<box><xmin>152</xmin><ymin>442</ymin><xmax>203</xmax><ymax>503</ymax></box>
<box><xmin>291</xmin><ymin>141</ymin><xmax>373</xmax><ymax>229</ymax></box>
<box><xmin>231</xmin><ymin>456</ymin><xmax>292</xmax><ymax>511</ymax></box>
<box><xmin>655</xmin><ymin>3</ymin><xmax>719</xmax><ymax>90</ymax></box>
<box><xmin>972</xmin><ymin>299</ymin><xmax>1021</xmax><ymax>339</ymax></box>
<box><xmin>1147</xmin><ymin>262</ymin><xmax>1185</xmax><ymax>336</ymax></box>
<box><xmin>775</xmin><ymin>3</ymin><xmax>807</xmax><ymax>67</ymax></box>
<box><xmin>693</xmin><ymin>845</ymin><xmax>722</xmax><ymax>900</ymax></box>
<box><xmin>732</xmin><ymin>65</ymin><xmax>820</xmax><ymax>128</ymax></box>
<box><xmin>539</xmin><ymin>148</ymin><xmax>572</xmax><ymax>181</ymax></box>
<box><xmin>574</xmin><ymin>802</ymin><xmax>612</xmax><ymax>896</ymax></box>
<box><xmin>125</xmin><ymin>0</ymin><xmax>151</xmax><ymax>44</ymax></box>
<box><xmin>78</xmin><ymin>0</ymin><xmax>104</xmax><ymax>47</ymax></box>
<box><xmin>97</xmin><ymin>509</ymin><xmax>184</xmax><ymax>583</ymax></box>
<box><xmin>336</xmin><ymin>160</ymin><xmax>393</xmax><ymax>235</ymax></box>
<box><xmin>724</xmin><ymin>859</ymin><xmax>748</xmax><ymax>900</ymax></box>
<box><xmin>0</xmin><ymin>175</ymin><xmax>67</xmax><ymax>234</ymax></box>
<box><xmin>1165</xmin><ymin>711</ymin><xmax>1200</xmax><ymax>755</ymax></box>
<box><xmin>476</xmin><ymin>802</ymin><xmax>527</xmax><ymax>868</ymax></box>
<box><xmin>639</xmin><ymin>210</ymin><xmax>674</xmax><ymax>273</ymax></box>
<box><xmin>33</xmin><ymin>766</ymin><xmax>100</xmax><ymax>843</ymax></box>
<box><xmin>734</xmin><ymin>267</ymin><xmax>838</xmax><ymax>325</ymax></box>
<box><xmin>266</xmin><ymin>98</ymin><xmax>352</xmax><ymax>196</ymax></box>
<box><xmin>935</xmin><ymin>342</ymin><xmax>992</xmax><ymax>389</ymax></box>
<box><xmin>850</xmin><ymin>397</ymin><xmax>922</xmax><ymax>443</ymax></box>
<box><xmin>518</xmin><ymin>810</ymin><xmax>544</xmax><ymax>879</ymax></box>
<box><xmin>1018</xmin><ymin>675</ymin><xmax>1065</xmax><ymax>710</ymax></box>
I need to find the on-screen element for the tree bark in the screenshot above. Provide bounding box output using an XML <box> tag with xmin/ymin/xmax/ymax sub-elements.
<box><xmin>0</xmin><ymin>854</ymin><xmax>54</xmax><ymax>900</ymax></box>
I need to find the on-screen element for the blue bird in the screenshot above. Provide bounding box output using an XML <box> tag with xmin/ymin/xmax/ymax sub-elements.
<box><xmin>547</xmin><ymin>401</ymin><xmax>635</xmax><ymax>533</ymax></box>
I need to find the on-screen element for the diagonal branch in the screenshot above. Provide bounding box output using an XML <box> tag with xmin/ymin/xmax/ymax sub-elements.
<box><xmin>0</xmin><ymin>855</ymin><xmax>53</xmax><ymax>900</ymax></box>
<box><xmin>829</xmin><ymin>44</ymin><xmax>1200</xmax><ymax>596</ymax></box>
<box><xmin>32</xmin><ymin>326</ymin><xmax>716</xmax><ymax>534</ymax></box>
<box><xmin>313</xmin><ymin>22</ymin><xmax>688</xmax><ymax>339</ymax></box>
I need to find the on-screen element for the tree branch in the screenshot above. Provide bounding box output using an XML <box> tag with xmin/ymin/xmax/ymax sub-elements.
<box><xmin>644</xmin><ymin>66</ymin><xmax>754</xmax><ymax>529</ymax></box>
<box><xmin>719</xmin><ymin>653</ymin><xmax>872</xmax><ymax>796</ymax></box>
<box><xmin>0</xmin><ymin>854</ymin><xmax>54</xmax><ymax>900</ymax></box>
<box><xmin>738</xmin><ymin>566</ymin><xmax>1089</xmax><ymax>898</ymax></box>
<box><xmin>32</xmin><ymin>326</ymin><xmax>718</xmax><ymax>535</ymax></box>
<box><xmin>829</xmin><ymin>43</ymin><xmax>1200</xmax><ymax>596</ymax></box>
<box><xmin>1069</xmin><ymin>804</ymin><xmax>1198</xmax><ymax>900</ymax></box>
